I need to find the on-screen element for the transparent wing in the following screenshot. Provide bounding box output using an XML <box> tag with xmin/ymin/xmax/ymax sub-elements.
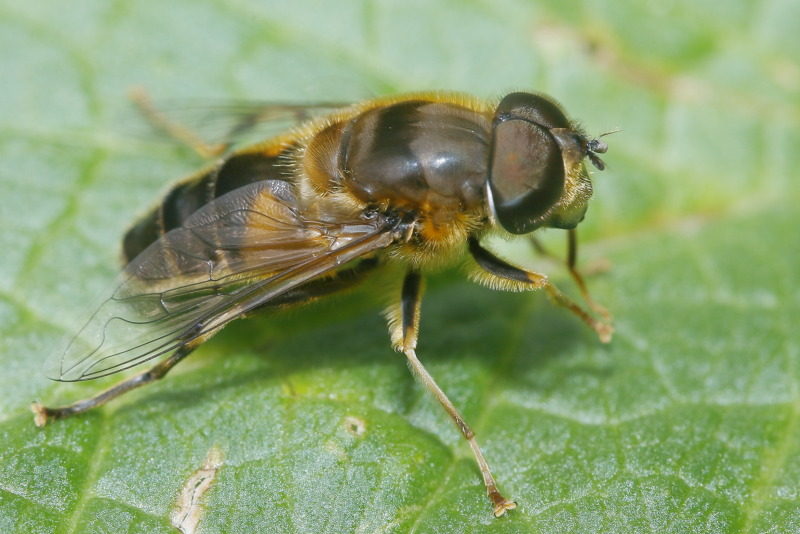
<box><xmin>132</xmin><ymin>92</ymin><xmax>352</xmax><ymax>151</ymax></box>
<box><xmin>186</xmin><ymin>101</ymin><xmax>350</xmax><ymax>142</ymax></box>
<box><xmin>55</xmin><ymin>179</ymin><xmax>396</xmax><ymax>381</ymax></box>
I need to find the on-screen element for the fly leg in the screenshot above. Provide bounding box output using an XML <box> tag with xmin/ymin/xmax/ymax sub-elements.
<box><xmin>388</xmin><ymin>270</ymin><xmax>516</xmax><ymax>517</ymax></box>
<box><xmin>469</xmin><ymin>237</ymin><xmax>613</xmax><ymax>343</ymax></box>
<box><xmin>33</xmin><ymin>259</ymin><xmax>381</xmax><ymax>428</ymax></box>
<box><xmin>129</xmin><ymin>87</ymin><xmax>230</xmax><ymax>158</ymax></box>
<box><xmin>32</xmin><ymin>344</ymin><xmax>196</xmax><ymax>427</ymax></box>
<box><xmin>530</xmin><ymin>228</ymin><xmax>611</xmax><ymax>321</ymax></box>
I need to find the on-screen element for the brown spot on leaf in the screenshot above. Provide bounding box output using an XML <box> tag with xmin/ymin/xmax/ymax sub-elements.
<box><xmin>344</xmin><ymin>415</ymin><xmax>366</xmax><ymax>437</ymax></box>
<box><xmin>171</xmin><ymin>446</ymin><xmax>224</xmax><ymax>534</ymax></box>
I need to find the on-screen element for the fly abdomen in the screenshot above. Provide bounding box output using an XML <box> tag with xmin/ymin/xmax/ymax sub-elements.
<box><xmin>122</xmin><ymin>147</ymin><xmax>296</xmax><ymax>263</ymax></box>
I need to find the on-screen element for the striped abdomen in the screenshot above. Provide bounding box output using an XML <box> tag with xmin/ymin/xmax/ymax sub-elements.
<box><xmin>122</xmin><ymin>146</ymin><xmax>295</xmax><ymax>264</ymax></box>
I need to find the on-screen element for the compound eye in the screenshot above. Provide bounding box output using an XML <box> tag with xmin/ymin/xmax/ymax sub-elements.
<box><xmin>496</xmin><ymin>92</ymin><xmax>570</xmax><ymax>129</ymax></box>
<box><xmin>489</xmin><ymin>118</ymin><xmax>565</xmax><ymax>234</ymax></box>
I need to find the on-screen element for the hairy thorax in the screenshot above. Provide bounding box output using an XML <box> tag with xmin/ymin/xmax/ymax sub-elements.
<box><xmin>297</xmin><ymin>98</ymin><xmax>494</xmax><ymax>268</ymax></box>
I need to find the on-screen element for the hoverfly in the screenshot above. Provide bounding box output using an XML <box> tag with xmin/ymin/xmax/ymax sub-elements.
<box><xmin>33</xmin><ymin>91</ymin><xmax>613</xmax><ymax>517</ymax></box>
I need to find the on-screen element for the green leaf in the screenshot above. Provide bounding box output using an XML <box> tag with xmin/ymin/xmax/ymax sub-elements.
<box><xmin>1</xmin><ymin>1</ymin><xmax>798</xmax><ymax>533</ymax></box>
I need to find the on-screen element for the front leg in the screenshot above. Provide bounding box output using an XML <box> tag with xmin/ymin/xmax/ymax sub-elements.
<box><xmin>468</xmin><ymin>237</ymin><xmax>613</xmax><ymax>343</ymax></box>
<box><xmin>387</xmin><ymin>269</ymin><xmax>516</xmax><ymax>517</ymax></box>
<box><xmin>530</xmin><ymin>228</ymin><xmax>611</xmax><ymax>320</ymax></box>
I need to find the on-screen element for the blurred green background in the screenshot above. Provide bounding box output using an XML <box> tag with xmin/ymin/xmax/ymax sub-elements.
<box><xmin>0</xmin><ymin>1</ymin><xmax>798</xmax><ymax>533</ymax></box>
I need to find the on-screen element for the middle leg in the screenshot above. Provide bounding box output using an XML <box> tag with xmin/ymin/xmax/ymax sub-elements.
<box><xmin>387</xmin><ymin>269</ymin><xmax>516</xmax><ymax>517</ymax></box>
